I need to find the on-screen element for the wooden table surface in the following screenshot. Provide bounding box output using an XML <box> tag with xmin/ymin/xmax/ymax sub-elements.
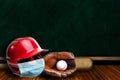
<box><xmin>0</xmin><ymin>65</ymin><xmax>120</xmax><ymax>80</ymax></box>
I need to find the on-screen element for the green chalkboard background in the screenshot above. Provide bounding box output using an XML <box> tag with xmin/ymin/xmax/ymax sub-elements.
<box><xmin>0</xmin><ymin>0</ymin><xmax>120</xmax><ymax>57</ymax></box>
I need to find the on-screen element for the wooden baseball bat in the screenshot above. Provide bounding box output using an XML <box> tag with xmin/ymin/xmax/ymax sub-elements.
<box><xmin>0</xmin><ymin>57</ymin><xmax>120</xmax><ymax>69</ymax></box>
<box><xmin>0</xmin><ymin>57</ymin><xmax>93</xmax><ymax>70</ymax></box>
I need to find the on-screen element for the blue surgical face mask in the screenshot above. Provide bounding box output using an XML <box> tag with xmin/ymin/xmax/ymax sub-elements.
<box><xmin>17</xmin><ymin>58</ymin><xmax>45</xmax><ymax>77</ymax></box>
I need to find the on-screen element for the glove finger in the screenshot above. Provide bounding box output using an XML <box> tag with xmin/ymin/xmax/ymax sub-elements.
<box><xmin>44</xmin><ymin>52</ymin><xmax>75</xmax><ymax>60</ymax></box>
<box><xmin>57</xmin><ymin>52</ymin><xmax>75</xmax><ymax>60</ymax></box>
<box><xmin>44</xmin><ymin>52</ymin><xmax>57</xmax><ymax>61</ymax></box>
<box><xmin>44</xmin><ymin>58</ymin><xmax>57</xmax><ymax>68</ymax></box>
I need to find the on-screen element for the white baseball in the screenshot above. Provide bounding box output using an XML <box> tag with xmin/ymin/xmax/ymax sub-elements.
<box><xmin>56</xmin><ymin>60</ymin><xmax>67</xmax><ymax>71</ymax></box>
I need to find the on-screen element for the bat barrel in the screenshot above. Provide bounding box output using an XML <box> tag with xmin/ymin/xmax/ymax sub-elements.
<box><xmin>75</xmin><ymin>57</ymin><xmax>93</xmax><ymax>70</ymax></box>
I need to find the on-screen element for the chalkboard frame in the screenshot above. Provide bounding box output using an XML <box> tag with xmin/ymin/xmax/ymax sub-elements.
<box><xmin>0</xmin><ymin>56</ymin><xmax>120</xmax><ymax>61</ymax></box>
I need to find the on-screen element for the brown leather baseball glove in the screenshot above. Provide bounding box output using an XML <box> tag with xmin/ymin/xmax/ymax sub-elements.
<box><xmin>44</xmin><ymin>51</ymin><xmax>76</xmax><ymax>77</ymax></box>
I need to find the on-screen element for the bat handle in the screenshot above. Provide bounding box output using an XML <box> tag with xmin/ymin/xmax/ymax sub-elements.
<box><xmin>75</xmin><ymin>57</ymin><xmax>93</xmax><ymax>70</ymax></box>
<box><xmin>0</xmin><ymin>64</ymin><xmax>8</xmax><ymax>69</ymax></box>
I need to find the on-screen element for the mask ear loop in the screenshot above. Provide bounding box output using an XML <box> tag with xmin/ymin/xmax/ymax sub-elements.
<box><xmin>38</xmin><ymin>53</ymin><xmax>42</xmax><ymax>58</ymax></box>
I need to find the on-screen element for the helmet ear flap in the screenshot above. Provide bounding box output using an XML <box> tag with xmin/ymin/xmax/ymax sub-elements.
<box><xmin>10</xmin><ymin>65</ymin><xmax>19</xmax><ymax>72</ymax></box>
<box><xmin>8</xmin><ymin>63</ymin><xmax>20</xmax><ymax>75</ymax></box>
